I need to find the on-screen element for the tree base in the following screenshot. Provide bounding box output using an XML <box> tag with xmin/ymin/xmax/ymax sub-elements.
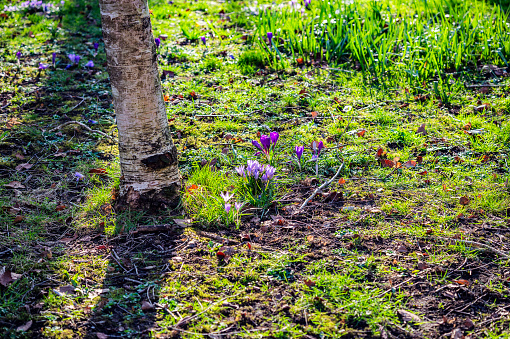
<box><xmin>115</xmin><ymin>183</ymin><xmax>180</xmax><ymax>212</ymax></box>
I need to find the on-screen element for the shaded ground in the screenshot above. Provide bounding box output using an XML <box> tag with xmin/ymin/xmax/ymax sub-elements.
<box><xmin>0</xmin><ymin>0</ymin><xmax>509</xmax><ymax>338</ymax></box>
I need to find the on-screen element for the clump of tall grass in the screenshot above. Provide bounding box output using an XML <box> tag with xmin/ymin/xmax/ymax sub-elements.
<box><xmin>254</xmin><ymin>0</ymin><xmax>510</xmax><ymax>83</ymax></box>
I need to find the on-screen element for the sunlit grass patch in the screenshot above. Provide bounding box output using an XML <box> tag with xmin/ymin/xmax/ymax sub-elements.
<box><xmin>183</xmin><ymin>164</ymin><xmax>235</xmax><ymax>226</ymax></box>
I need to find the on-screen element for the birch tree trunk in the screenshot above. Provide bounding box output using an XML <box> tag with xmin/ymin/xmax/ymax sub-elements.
<box><xmin>98</xmin><ymin>0</ymin><xmax>180</xmax><ymax>209</ymax></box>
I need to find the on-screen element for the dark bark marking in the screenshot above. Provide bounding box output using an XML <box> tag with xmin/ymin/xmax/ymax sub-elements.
<box><xmin>141</xmin><ymin>146</ymin><xmax>177</xmax><ymax>170</ymax></box>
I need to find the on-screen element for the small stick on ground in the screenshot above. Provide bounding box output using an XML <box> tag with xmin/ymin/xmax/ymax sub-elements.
<box><xmin>129</xmin><ymin>224</ymin><xmax>180</xmax><ymax>234</ymax></box>
<box><xmin>48</xmin><ymin>121</ymin><xmax>117</xmax><ymax>141</ymax></box>
<box><xmin>110</xmin><ymin>249</ymin><xmax>128</xmax><ymax>272</ymax></box>
<box><xmin>299</xmin><ymin>162</ymin><xmax>344</xmax><ymax>210</ymax></box>
<box><xmin>196</xmin><ymin>230</ymin><xmax>240</xmax><ymax>245</ymax></box>
<box><xmin>433</xmin><ymin>236</ymin><xmax>509</xmax><ymax>259</ymax></box>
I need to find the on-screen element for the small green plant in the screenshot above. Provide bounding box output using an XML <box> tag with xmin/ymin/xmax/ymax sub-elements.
<box><xmin>237</xmin><ymin>49</ymin><xmax>266</xmax><ymax>74</ymax></box>
<box><xmin>234</xmin><ymin>160</ymin><xmax>276</xmax><ymax>208</ymax></box>
<box><xmin>180</xmin><ymin>21</ymin><xmax>202</xmax><ymax>41</ymax></box>
<box><xmin>183</xmin><ymin>164</ymin><xmax>244</xmax><ymax>227</ymax></box>
<box><xmin>201</xmin><ymin>55</ymin><xmax>222</xmax><ymax>72</ymax></box>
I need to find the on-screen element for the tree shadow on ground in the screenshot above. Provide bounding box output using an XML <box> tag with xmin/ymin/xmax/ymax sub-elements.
<box><xmin>80</xmin><ymin>215</ymin><xmax>185</xmax><ymax>338</ymax></box>
<box><xmin>0</xmin><ymin>0</ymin><xmax>185</xmax><ymax>336</ymax></box>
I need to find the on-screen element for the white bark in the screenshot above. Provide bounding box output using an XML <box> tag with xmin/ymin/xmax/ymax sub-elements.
<box><xmin>98</xmin><ymin>0</ymin><xmax>180</xmax><ymax>208</ymax></box>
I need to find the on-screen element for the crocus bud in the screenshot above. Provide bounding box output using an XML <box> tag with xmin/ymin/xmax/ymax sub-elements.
<box><xmin>75</xmin><ymin>172</ymin><xmax>84</xmax><ymax>181</ymax></box>
<box><xmin>155</xmin><ymin>38</ymin><xmax>161</xmax><ymax>48</ymax></box>
<box><xmin>200</xmin><ymin>36</ymin><xmax>206</xmax><ymax>45</ymax></box>
<box><xmin>270</xmin><ymin>131</ymin><xmax>279</xmax><ymax>145</ymax></box>
<box><xmin>295</xmin><ymin>146</ymin><xmax>304</xmax><ymax>160</ymax></box>
<box><xmin>224</xmin><ymin>203</ymin><xmax>231</xmax><ymax>213</ymax></box>
<box><xmin>84</xmin><ymin>60</ymin><xmax>94</xmax><ymax>68</ymax></box>
<box><xmin>260</xmin><ymin>134</ymin><xmax>271</xmax><ymax>152</ymax></box>
<box><xmin>52</xmin><ymin>52</ymin><xmax>56</xmax><ymax>65</ymax></box>
<box><xmin>267</xmin><ymin>32</ymin><xmax>273</xmax><ymax>42</ymax></box>
<box><xmin>16</xmin><ymin>51</ymin><xmax>21</xmax><ymax>59</ymax></box>
<box><xmin>251</xmin><ymin>140</ymin><xmax>263</xmax><ymax>151</ymax></box>
<box><xmin>318</xmin><ymin>141</ymin><xmax>324</xmax><ymax>154</ymax></box>
<box><xmin>39</xmin><ymin>63</ymin><xmax>48</xmax><ymax>69</ymax></box>
<box><xmin>93</xmin><ymin>42</ymin><xmax>99</xmax><ymax>51</ymax></box>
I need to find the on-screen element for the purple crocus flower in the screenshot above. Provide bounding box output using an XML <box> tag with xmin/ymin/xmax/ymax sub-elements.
<box><xmin>267</xmin><ymin>32</ymin><xmax>273</xmax><ymax>43</ymax></box>
<box><xmin>75</xmin><ymin>172</ymin><xmax>84</xmax><ymax>181</ymax></box>
<box><xmin>16</xmin><ymin>51</ymin><xmax>21</xmax><ymax>59</ymax></box>
<box><xmin>93</xmin><ymin>42</ymin><xmax>99</xmax><ymax>51</ymax></box>
<box><xmin>260</xmin><ymin>135</ymin><xmax>271</xmax><ymax>152</ymax></box>
<box><xmin>220</xmin><ymin>191</ymin><xmax>234</xmax><ymax>202</ymax></box>
<box><xmin>68</xmin><ymin>54</ymin><xmax>80</xmax><ymax>64</ymax></box>
<box><xmin>247</xmin><ymin>160</ymin><xmax>261</xmax><ymax>177</ymax></box>
<box><xmin>229</xmin><ymin>55</ymin><xmax>235</xmax><ymax>60</ymax></box>
<box><xmin>52</xmin><ymin>52</ymin><xmax>56</xmax><ymax>66</ymax></box>
<box><xmin>270</xmin><ymin>131</ymin><xmax>279</xmax><ymax>146</ymax></box>
<box><xmin>295</xmin><ymin>146</ymin><xmax>304</xmax><ymax>160</ymax></box>
<box><xmin>200</xmin><ymin>36</ymin><xmax>206</xmax><ymax>45</ymax></box>
<box><xmin>87</xmin><ymin>119</ymin><xmax>97</xmax><ymax>124</ymax></box>
<box><xmin>261</xmin><ymin>165</ymin><xmax>276</xmax><ymax>182</ymax></box>
<box><xmin>252</xmin><ymin>140</ymin><xmax>263</xmax><ymax>151</ymax></box>
<box><xmin>84</xmin><ymin>60</ymin><xmax>94</xmax><ymax>68</ymax></box>
<box><xmin>304</xmin><ymin>0</ymin><xmax>311</xmax><ymax>8</ymax></box>
<box><xmin>234</xmin><ymin>202</ymin><xmax>244</xmax><ymax>211</ymax></box>
<box><xmin>155</xmin><ymin>38</ymin><xmax>161</xmax><ymax>48</ymax></box>
<box><xmin>235</xmin><ymin>166</ymin><xmax>245</xmax><ymax>177</ymax></box>
<box><xmin>224</xmin><ymin>203</ymin><xmax>231</xmax><ymax>213</ymax></box>
<box><xmin>317</xmin><ymin>141</ymin><xmax>324</xmax><ymax>154</ymax></box>
<box><xmin>39</xmin><ymin>63</ymin><xmax>48</xmax><ymax>69</ymax></box>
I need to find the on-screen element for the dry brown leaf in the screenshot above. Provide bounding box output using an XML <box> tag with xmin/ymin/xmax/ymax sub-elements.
<box><xmin>15</xmin><ymin>163</ymin><xmax>33</xmax><ymax>171</ymax></box>
<box><xmin>454</xmin><ymin>279</ymin><xmax>470</xmax><ymax>286</ymax></box>
<box><xmin>463</xmin><ymin>318</ymin><xmax>474</xmax><ymax>330</ymax></box>
<box><xmin>417</xmin><ymin>262</ymin><xmax>429</xmax><ymax>270</ymax></box>
<box><xmin>141</xmin><ymin>301</ymin><xmax>154</xmax><ymax>311</ymax></box>
<box><xmin>451</xmin><ymin>328</ymin><xmax>464</xmax><ymax>339</ymax></box>
<box><xmin>397</xmin><ymin>245</ymin><xmax>408</xmax><ymax>253</ymax></box>
<box><xmin>16</xmin><ymin>320</ymin><xmax>32</xmax><ymax>332</ymax></box>
<box><xmin>0</xmin><ymin>267</ymin><xmax>22</xmax><ymax>287</ymax></box>
<box><xmin>5</xmin><ymin>117</ymin><xmax>21</xmax><ymax>129</ymax></box>
<box><xmin>402</xmin><ymin>160</ymin><xmax>417</xmax><ymax>168</ymax></box>
<box><xmin>89</xmin><ymin>168</ymin><xmax>108</xmax><ymax>176</ymax></box>
<box><xmin>398</xmin><ymin>309</ymin><xmax>421</xmax><ymax>322</ymax></box>
<box><xmin>416</xmin><ymin>123</ymin><xmax>427</xmax><ymax>135</ymax></box>
<box><xmin>13</xmin><ymin>215</ymin><xmax>24</xmax><ymax>223</ymax></box>
<box><xmin>459</xmin><ymin>196</ymin><xmax>470</xmax><ymax>206</ymax></box>
<box><xmin>304</xmin><ymin>279</ymin><xmax>316</xmax><ymax>287</ymax></box>
<box><xmin>173</xmin><ymin>218</ymin><xmax>192</xmax><ymax>227</ymax></box>
<box><xmin>381</xmin><ymin>159</ymin><xmax>395</xmax><ymax>168</ymax></box>
<box><xmin>4</xmin><ymin>181</ymin><xmax>25</xmax><ymax>189</ymax></box>
<box><xmin>59</xmin><ymin>285</ymin><xmax>76</xmax><ymax>294</ymax></box>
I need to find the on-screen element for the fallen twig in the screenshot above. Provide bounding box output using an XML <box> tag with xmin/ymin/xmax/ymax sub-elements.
<box><xmin>433</xmin><ymin>236</ymin><xmax>509</xmax><ymax>259</ymax></box>
<box><xmin>196</xmin><ymin>230</ymin><xmax>240</xmax><ymax>245</ymax></box>
<box><xmin>299</xmin><ymin>162</ymin><xmax>344</xmax><ymax>210</ymax></box>
<box><xmin>129</xmin><ymin>224</ymin><xmax>180</xmax><ymax>235</ymax></box>
<box><xmin>110</xmin><ymin>249</ymin><xmax>128</xmax><ymax>273</ymax></box>
<box><xmin>66</xmin><ymin>97</ymin><xmax>86</xmax><ymax>112</ymax></box>
<box><xmin>464</xmin><ymin>83</ymin><xmax>506</xmax><ymax>88</ymax></box>
<box><xmin>48</xmin><ymin>121</ymin><xmax>117</xmax><ymax>141</ymax></box>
